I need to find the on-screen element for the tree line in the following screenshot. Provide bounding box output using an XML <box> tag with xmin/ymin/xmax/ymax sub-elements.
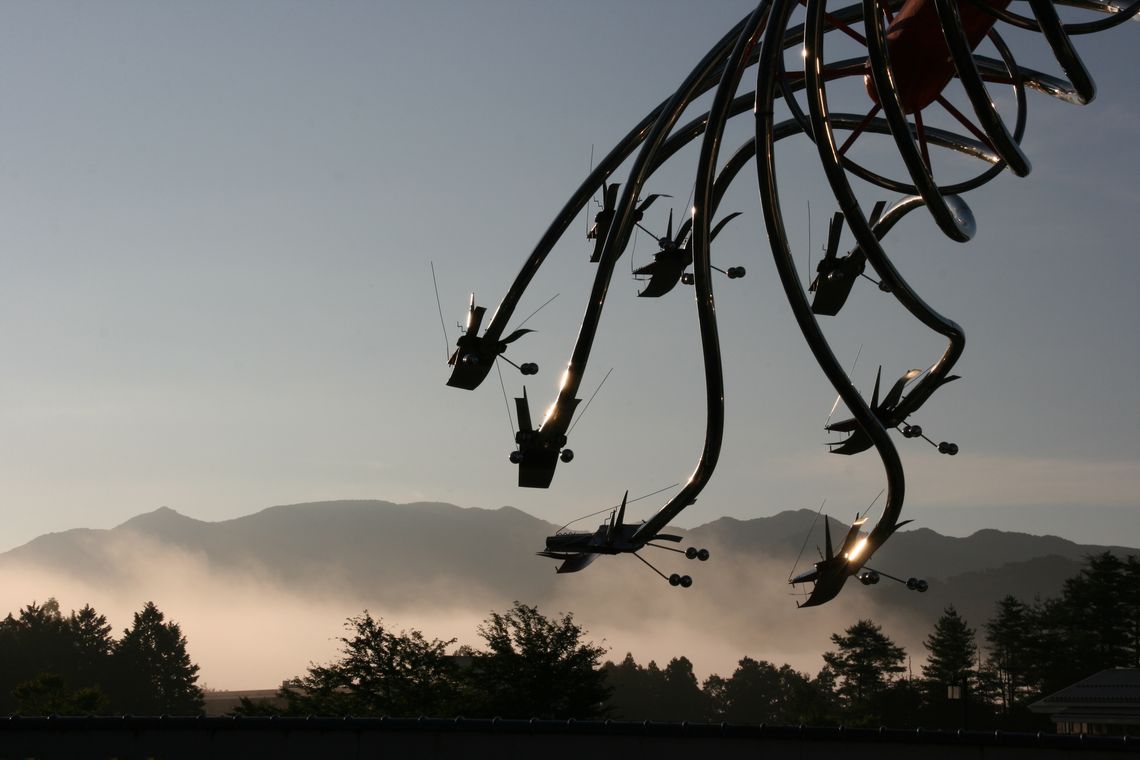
<box><xmin>4</xmin><ymin>552</ymin><xmax>1136</xmax><ymax>725</ymax></box>
<box><xmin>0</xmin><ymin>599</ymin><xmax>202</xmax><ymax>715</ymax></box>
<box><xmin>236</xmin><ymin>601</ymin><xmax>610</xmax><ymax>718</ymax></box>
<box><xmin>601</xmin><ymin>551</ymin><xmax>1139</xmax><ymax>728</ymax></box>
<box><xmin>239</xmin><ymin>551</ymin><xmax>1136</xmax><ymax>728</ymax></box>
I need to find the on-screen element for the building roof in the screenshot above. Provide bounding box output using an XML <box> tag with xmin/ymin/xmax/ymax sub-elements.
<box><xmin>1030</xmin><ymin>668</ymin><xmax>1140</xmax><ymax>721</ymax></box>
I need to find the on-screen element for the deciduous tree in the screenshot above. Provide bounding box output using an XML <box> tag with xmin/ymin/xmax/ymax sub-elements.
<box><xmin>12</xmin><ymin>673</ymin><xmax>107</xmax><ymax>715</ymax></box>
<box><xmin>281</xmin><ymin>612</ymin><xmax>459</xmax><ymax>717</ymax></box>
<box><xmin>706</xmin><ymin>657</ymin><xmax>816</xmax><ymax>724</ymax></box>
<box><xmin>466</xmin><ymin>601</ymin><xmax>608</xmax><ymax>718</ymax></box>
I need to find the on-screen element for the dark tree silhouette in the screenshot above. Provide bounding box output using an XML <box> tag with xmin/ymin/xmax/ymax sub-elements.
<box><xmin>655</xmin><ymin>657</ymin><xmax>709</xmax><ymax>720</ymax></box>
<box><xmin>705</xmin><ymin>657</ymin><xmax>819</xmax><ymax>724</ymax></box>
<box><xmin>113</xmin><ymin>602</ymin><xmax>203</xmax><ymax>714</ymax></box>
<box><xmin>983</xmin><ymin>595</ymin><xmax>1039</xmax><ymax>714</ymax></box>
<box><xmin>279</xmin><ymin>611</ymin><xmax>459</xmax><ymax>717</ymax></box>
<box><xmin>1128</xmin><ymin>556</ymin><xmax>1140</xmax><ymax>668</ymax></box>
<box><xmin>12</xmin><ymin>673</ymin><xmax>107</xmax><ymax>715</ymax></box>
<box><xmin>69</xmin><ymin>605</ymin><xmax>113</xmax><ymax>658</ymax></box>
<box><xmin>2</xmin><ymin>601</ymin><xmax>72</xmax><ymax>686</ymax></box>
<box><xmin>0</xmin><ymin>599</ymin><xmax>109</xmax><ymax>714</ymax></box>
<box><xmin>823</xmin><ymin>619</ymin><xmax>905</xmax><ymax>724</ymax></box>
<box><xmin>602</xmin><ymin>655</ymin><xmax>709</xmax><ymax>720</ymax></box>
<box><xmin>0</xmin><ymin>599</ymin><xmax>202</xmax><ymax>716</ymax></box>
<box><xmin>68</xmin><ymin>604</ymin><xmax>114</xmax><ymax>690</ymax></box>
<box><xmin>1054</xmin><ymin>553</ymin><xmax>1136</xmax><ymax>677</ymax></box>
<box><xmin>921</xmin><ymin>606</ymin><xmax>980</xmax><ymax>727</ymax></box>
<box><xmin>465</xmin><ymin>601</ymin><xmax>609</xmax><ymax>719</ymax></box>
<box><xmin>601</xmin><ymin>653</ymin><xmax>654</xmax><ymax>718</ymax></box>
<box><xmin>922</xmin><ymin>606</ymin><xmax>976</xmax><ymax>686</ymax></box>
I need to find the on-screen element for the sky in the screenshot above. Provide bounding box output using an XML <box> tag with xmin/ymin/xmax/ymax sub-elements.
<box><xmin>0</xmin><ymin>1</ymin><xmax>1137</xmax><ymax>554</ymax></box>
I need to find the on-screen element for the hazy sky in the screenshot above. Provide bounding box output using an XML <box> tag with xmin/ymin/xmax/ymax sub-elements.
<box><xmin>0</xmin><ymin>1</ymin><xmax>1136</xmax><ymax>552</ymax></box>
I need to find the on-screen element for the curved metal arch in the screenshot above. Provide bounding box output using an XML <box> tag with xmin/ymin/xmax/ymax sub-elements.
<box><xmin>962</xmin><ymin>0</ymin><xmax>1140</xmax><ymax>35</ymax></box>
<box><xmin>800</xmin><ymin>2</ymin><xmax>973</xmax><ymax>443</ymax></box>
<box><xmin>858</xmin><ymin>0</ymin><xmax>975</xmax><ymax>242</ymax></box>
<box><xmin>473</xmin><ymin>14</ymin><xmax>756</xmax><ymax>351</ymax></box>
<box><xmin>934</xmin><ymin>0</ymin><xmax>1032</xmax><ymax>176</ymax></box>
<box><xmin>1028</xmin><ymin>0</ymin><xmax>1098</xmax><ymax>102</ymax></box>
<box><xmin>449</xmin><ymin>0</ymin><xmax>1134</xmax><ymax>604</ymax></box>
<box><xmin>631</xmin><ymin>3</ymin><xmax>772</xmax><ymax>544</ymax></box>
<box><xmin>532</xmin><ymin>15</ymin><xmax>753</xmax><ymax>441</ymax></box>
<box><xmin>757</xmin><ymin>0</ymin><xmax>907</xmax><ymax>555</ymax></box>
<box><xmin>460</xmin><ymin>3</ymin><xmax>885</xmax><ymax>371</ymax></box>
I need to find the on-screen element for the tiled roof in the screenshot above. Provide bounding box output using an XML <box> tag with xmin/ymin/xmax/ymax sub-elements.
<box><xmin>1032</xmin><ymin>669</ymin><xmax>1140</xmax><ymax>712</ymax></box>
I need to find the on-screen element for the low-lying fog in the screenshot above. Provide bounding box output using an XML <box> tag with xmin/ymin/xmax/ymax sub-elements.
<box><xmin>1</xmin><ymin>529</ymin><xmax>935</xmax><ymax>690</ymax></box>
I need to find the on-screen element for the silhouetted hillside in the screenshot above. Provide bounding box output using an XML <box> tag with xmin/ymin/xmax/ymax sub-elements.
<box><xmin>3</xmin><ymin>500</ymin><xmax>563</xmax><ymax>605</ymax></box>
<box><xmin>685</xmin><ymin>510</ymin><xmax>1133</xmax><ymax>578</ymax></box>
<box><xmin>6</xmin><ymin>502</ymin><xmax>1133</xmax><ymax>606</ymax></box>
<box><xmin>2</xmin><ymin>500</ymin><xmax>1134</xmax><ymax>682</ymax></box>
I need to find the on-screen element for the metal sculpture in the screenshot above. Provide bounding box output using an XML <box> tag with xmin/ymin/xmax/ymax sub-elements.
<box><xmin>443</xmin><ymin>0</ymin><xmax>1137</xmax><ymax>606</ymax></box>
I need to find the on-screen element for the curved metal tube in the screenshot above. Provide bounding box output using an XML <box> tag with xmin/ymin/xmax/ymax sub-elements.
<box><xmin>760</xmin><ymin>0</ymin><xmax>907</xmax><ymax>549</ymax></box>
<box><xmin>934</xmin><ymin>0</ymin><xmax>1032</xmax><ymax>176</ymax></box>
<box><xmin>479</xmin><ymin>109</ymin><xmax>660</xmax><ymax>345</ymax></box>
<box><xmin>472</xmin><ymin>4</ymin><xmax>882</xmax><ymax>353</ymax></box>
<box><xmin>859</xmin><ymin>0</ymin><xmax>974</xmax><ymax>242</ymax></box>
<box><xmin>470</xmin><ymin>0</ymin><xmax>1056</xmax><ymax>357</ymax></box>
<box><xmin>505</xmin><ymin>37</ymin><xmax>1051</xmax><ymax>504</ymax></box>
<box><xmin>533</xmin><ymin>16</ymin><xmax>752</xmax><ymax>440</ymax></box>
<box><xmin>452</xmin><ymin>0</ymin><xmax>1130</xmax><ymax>604</ymax></box>
<box><xmin>802</xmin><ymin>3</ymin><xmax>973</xmax><ymax>443</ymax></box>
<box><xmin>633</xmin><ymin>126</ymin><xmax>972</xmax><ymax>540</ymax></box>
<box><xmin>852</xmin><ymin>195</ymin><xmax>968</xmax><ymax>420</ymax></box>
<box><xmin>631</xmin><ymin>2</ymin><xmax>771</xmax><ymax>543</ymax></box>
<box><xmin>964</xmin><ymin>0</ymin><xmax>1139</xmax><ymax>35</ymax></box>
<box><xmin>1028</xmin><ymin>0</ymin><xmax>1097</xmax><ymax>102</ymax></box>
<box><xmin>478</xmin><ymin>15</ymin><xmax>755</xmax><ymax>348</ymax></box>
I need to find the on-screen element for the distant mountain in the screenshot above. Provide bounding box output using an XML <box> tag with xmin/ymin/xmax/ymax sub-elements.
<box><xmin>3</xmin><ymin>500</ymin><xmax>1134</xmax><ymax>685</ymax></box>
<box><xmin>685</xmin><ymin>510</ymin><xmax>1135</xmax><ymax>576</ymax></box>
<box><xmin>3</xmin><ymin>500</ymin><xmax>563</xmax><ymax>605</ymax></box>
<box><xmin>685</xmin><ymin>510</ymin><xmax>1134</xmax><ymax>636</ymax></box>
<box><xmin>6</xmin><ymin>502</ymin><xmax>1134</xmax><ymax>608</ymax></box>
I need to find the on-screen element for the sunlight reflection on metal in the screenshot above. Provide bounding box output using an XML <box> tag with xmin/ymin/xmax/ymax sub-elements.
<box><xmin>845</xmin><ymin>537</ymin><xmax>870</xmax><ymax>562</ymax></box>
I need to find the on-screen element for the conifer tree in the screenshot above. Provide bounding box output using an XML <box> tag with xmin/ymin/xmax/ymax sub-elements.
<box><xmin>113</xmin><ymin>602</ymin><xmax>203</xmax><ymax>714</ymax></box>
<box><xmin>922</xmin><ymin>605</ymin><xmax>977</xmax><ymax>687</ymax></box>
<box><xmin>983</xmin><ymin>595</ymin><xmax>1038</xmax><ymax>713</ymax></box>
<box><xmin>822</xmin><ymin>619</ymin><xmax>905</xmax><ymax>723</ymax></box>
<box><xmin>68</xmin><ymin>604</ymin><xmax>114</xmax><ymax>688</ymax></box>
<box><xmin>655</xmin><ymin>657</ymin><xmax>709</xmax><ymax>720</ymax></box>
<box><xmin>1127</xmin><ymin>556</ymin><xmax>1140</xmax><ymax>667</ymax></box>
<box><xmin>1056</xmin><ymin>553</ymin><xmax>1132</xmax><ymax>674</ymax></box>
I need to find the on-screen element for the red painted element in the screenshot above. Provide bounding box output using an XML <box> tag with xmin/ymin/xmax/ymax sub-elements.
<box><xmin>865</xmin><ymin>0</ymin><xmax>1011</xmax><ymax>114</ymax></box>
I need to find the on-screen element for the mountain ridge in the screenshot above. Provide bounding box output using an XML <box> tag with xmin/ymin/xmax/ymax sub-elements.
<box><xmin>9</xmin><ymin>500</ymin><xmax>1135</xmax><ymax>571</ymax></box>
<box><xmin>4</xmin><ymin>499</ymin><xmax>1134</xmax><ymax>688</ymax></box>
<box><xmin>5</xmin><ymin>500</ymin><xmax>1133</xmax><ymax>613</ymax></box>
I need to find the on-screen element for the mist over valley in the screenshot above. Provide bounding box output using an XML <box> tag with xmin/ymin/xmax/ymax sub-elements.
<box><xmin>2</xmin><ymin>499</ymin><xmax>1133</xmax><ymax>690</ymax></box>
